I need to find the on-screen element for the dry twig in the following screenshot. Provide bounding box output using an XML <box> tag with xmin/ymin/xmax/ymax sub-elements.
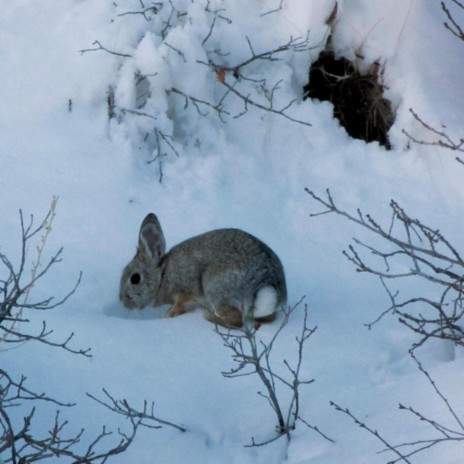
<box><xmin>306</xmin><ymin>188</ymin><xmax>464</xmax><ymax>350</ymax></box>
<box><xmin>217</xmin><ymin>299</ymin><xmax>332</xmax><ymax>446</ymax></box>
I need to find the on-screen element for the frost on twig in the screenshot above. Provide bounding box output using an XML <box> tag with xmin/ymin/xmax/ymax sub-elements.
<box><xmin>216</xmin><ymin>299</ymin><xmax>333</xmax><ymax>447</ymax></box>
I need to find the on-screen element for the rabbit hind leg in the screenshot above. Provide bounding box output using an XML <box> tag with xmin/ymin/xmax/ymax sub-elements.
<box><xmin>203</xmin><ymin>304</ymin><xmax>243</xmax><ymax>328</ymax></box>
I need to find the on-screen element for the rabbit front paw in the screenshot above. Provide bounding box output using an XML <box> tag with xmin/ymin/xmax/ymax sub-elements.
<box><xmin>166</xmin><ymin>293</ymin><xmax>194</xmax><ymax>317</ymax></box>
<box><xmin>166</xmin><ymin>305</ymin><xmax>185</xmax><ymax>317</ymax></box>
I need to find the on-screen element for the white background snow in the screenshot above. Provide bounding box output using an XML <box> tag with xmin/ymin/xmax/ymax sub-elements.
<box><xmin>1</xmin><ymin>0</ymin><xmax>464</xmax><ymax>462</ymax></box>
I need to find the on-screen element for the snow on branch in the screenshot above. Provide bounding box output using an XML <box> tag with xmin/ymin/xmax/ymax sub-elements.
<box><xmin>80</xmin><ymin>1</ymin><xmax>315</xmax><ymax>181</ymax></box>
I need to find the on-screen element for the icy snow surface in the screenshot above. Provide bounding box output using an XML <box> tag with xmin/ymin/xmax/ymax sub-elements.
<box><xmin>1</xmin><ymin>1</ymin><xmax>464</xmax><ymax>463</ymax></box>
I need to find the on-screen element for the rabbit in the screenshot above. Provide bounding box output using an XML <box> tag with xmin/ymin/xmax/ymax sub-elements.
<box><xmin>119</xmin><ymin>213</ymin><xmax>287</xmax><ymax>328</ymax></box>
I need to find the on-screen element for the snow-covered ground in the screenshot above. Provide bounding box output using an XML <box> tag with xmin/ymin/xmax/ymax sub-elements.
<box><xmin>1</xmin><ymin>1</ymin><xmax>464</xmax><ymax>462</ymax></box>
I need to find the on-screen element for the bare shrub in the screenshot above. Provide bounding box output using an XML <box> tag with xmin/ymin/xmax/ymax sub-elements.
<box><xmin>0</xmin><ymin>202</ymin><xmax>184</xmax><ymax>463</ymax></box>
<box><xmin>306</xmin><ymin>188</ymin><xmax>464</xmax><ymax>461</ymax></box>
<box><xmin>306</xmin><ymin>188</ymin><xmax>464</xmax><ymax>351</ymax></box>
<box><xmin>216</xmin><ymin>299</ymin><xmax>333</xmax><ymax>448</ymax></box>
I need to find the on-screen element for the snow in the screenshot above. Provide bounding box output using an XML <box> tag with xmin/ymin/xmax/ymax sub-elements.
<box><xmin>1</xmin><ymin>0</ymin><xmax>463</xmax><ymax>463</ymax></box>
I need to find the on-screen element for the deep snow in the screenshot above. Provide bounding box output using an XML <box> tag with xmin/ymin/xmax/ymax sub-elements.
<box><xmin>1</xmin><ymin>1</ymin><xmax>464</xmax><ymax>463</ymax></box>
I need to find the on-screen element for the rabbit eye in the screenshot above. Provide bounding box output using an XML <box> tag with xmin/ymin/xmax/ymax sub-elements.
<box><xmin>130</xmin><ymin>273</ymin><xmax>141</xmax><ymax>285</ymax></box>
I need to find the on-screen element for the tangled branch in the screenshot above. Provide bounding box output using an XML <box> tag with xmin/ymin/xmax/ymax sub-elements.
<box><xmin>0</xmin><ymin>372</ymin><xmax>132</xmax><ymax>464</ymax></box>
<box><xmin>216</xmin><ymin>299</ymin><xmax>332</xmax><ymax>446</ymax></box>
<box><xmin>0</xmin><ymin>371</ymin><xmax>178</xmax><ymax>464</ymax></box>
<box><xmin>201</xmin><ymin>35</ymin><xmax>314</xmax><ymax>126</ymax></box>
<box><xmin>306</xmin><ymin>188</ymin><xmax>464</xmax><ymax>350</ymax></box>
<box><xmin>0</xmin><ymin>206</ymin><xmax>85</xmax><ymax>355</ymax></box>
<box><xmin>0</xmin><ymin>204</ymin><xmax>184</xmax><ymax>462</ymax></box>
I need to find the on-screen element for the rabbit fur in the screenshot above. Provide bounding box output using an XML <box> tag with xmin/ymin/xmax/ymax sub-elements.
<box><xmin>119</xmin><ymin>213</ymin><xmax>287</xmax><ymax>328</ymax></box>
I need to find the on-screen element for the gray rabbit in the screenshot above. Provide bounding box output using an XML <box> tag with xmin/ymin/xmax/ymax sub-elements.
<box><xmin>119</xmin><ymin>213</ymin><xmax>287</xmax><ymax>327</ymax></box>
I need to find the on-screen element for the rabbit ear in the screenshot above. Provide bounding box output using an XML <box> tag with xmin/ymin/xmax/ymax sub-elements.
<box><xmin>138</xmin><ymin>213</ymin><xmax>166</xmax><ymax>263</ymax></box>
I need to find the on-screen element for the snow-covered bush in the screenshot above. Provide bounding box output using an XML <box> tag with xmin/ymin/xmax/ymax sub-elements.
<box><xmin>81</xmin><ymin>0</ymin><xmax>318</xmax><ymax>180</ymax></box>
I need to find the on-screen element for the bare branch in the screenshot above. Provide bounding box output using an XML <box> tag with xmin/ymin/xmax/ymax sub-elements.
<box><xmin>79</xmin><ymin>40</ymin><xmax>132</xmax><ymax>58</ymax></box>
<box><xmin>403</xmin><ymin>108</ymin><xmax>464</xmax><ymax>152</ymax></box>
<box><xmin>120</xmin><ymin>108</ymin><xmax>158</xmax><ymax>120</ymax></box>
<box><xmin>441</xmin><ymin>1</ymin><xmax>464</xmax><ymax>41</ymax></box>
<box><xmin>0</xmin><ymin>206</ymin><xmax>86</xmax><ymax>357</ymax></box>
<box><xmin>0</xmin><ymin>370</ymin><xmax>145</xmax><ymax>463</ymax></box>
<box><xmin>0</xmin><ymin>204</ymin><xmax>170</xmax><ymax>462</ymax></box>
<box><xmin>409</xmin><ymin>352</ymin><xmax>464</xmax><ymax>432</ymax></box>
<box><xmin>168</xmin><ymin>87</ymin><xmax>230</xmax><ymax>121</ymax></box>
<box><xmin>331</xmin><ymin>401</ymin><xmax>413</xmax><ymax>463</ymax></box>
<box><xmin>306</xmin><ymin>188</ymin><xmax>464</xmax><ymax>350</ymax></box>
<box><xmin>163</xmin><ymin>42</ymin><xmax>187</xmax><ymax>62</ymax></box>
<box><xmin>87</xmin><ymin>389</ymin><xmax>187</xmax><ymax>433</ymax></box>
<box><xmin>220</xmin><ymin>80</ymin><xmax>312</xmax><ymax>127</ymax></box>
<box><xmin>217</xmin><ymin>299</ymin><xmax>331</xmax><ymax>446</ymax></box>
<box><xmin>117</xmin><ymin>2</ymin><xmax>163</xmax><ymax>20</ymax></box>
<box><xmin>261</xmin><ymin>0</ymin><xmax>284</xmax><ymax>17</ymax></box>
